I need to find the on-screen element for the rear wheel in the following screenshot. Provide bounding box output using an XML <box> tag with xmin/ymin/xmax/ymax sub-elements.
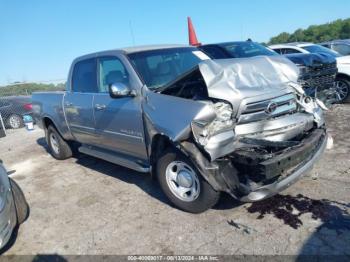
<box><xmin>6</xmin><ymin>114</ymin><xmax>23</xmax><ymax>129</ymax></box>
<box><xmin>156</xmin><ymin>148</ymin><xmax>220</xmax><ymax>213</ymax></box>
<box><xmin>46</xmin><ymin>125</ymin><xmax>72</xmax><ymax>160</ymax></box>
<box><xmin>335</xmin><ymin>77</ymin><xmax>350</xmax><ymax>103</ymax></box>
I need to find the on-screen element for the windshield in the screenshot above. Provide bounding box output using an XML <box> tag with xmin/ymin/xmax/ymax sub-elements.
<box><xmin>128</xmin><ymin>48</ymin><xmax>209</xmax><ymax>89</ymax></box>
<box><xmin>221</xmin><ymin>42</ymin><xmax>278</xmax><ymax>58</ymax></box>
<box><xmin>302</xmin><ymin>44</ymin><xmax>341</xmax><ymax>57</ymax></box>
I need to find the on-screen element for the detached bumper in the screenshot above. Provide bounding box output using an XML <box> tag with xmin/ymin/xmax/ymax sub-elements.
<box><xmin>181</xmin><ymin>127</ymin><xmax>328</xmax><ymax>203</ymax></box>
<box><xmin>240</xmin><ymin>131</ymin><xmax>328</xmax><ymax>202</ymax></box>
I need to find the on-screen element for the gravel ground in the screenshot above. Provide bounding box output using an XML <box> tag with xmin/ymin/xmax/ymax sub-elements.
<box><xmin>0</xmin><ymin>104</ymin><xmax>349</xmax><ymax>257</ymax></box>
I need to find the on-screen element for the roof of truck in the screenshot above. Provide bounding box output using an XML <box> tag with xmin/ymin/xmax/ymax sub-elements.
<box><xmin>120</xmin><ymin>44</ymin><xmax>190</xmax><ymax>53</ymax></box>
<box><xmin>73</xmin><ymin>44</ymin><xmax>194</xmax><ymax>63</ymax></box>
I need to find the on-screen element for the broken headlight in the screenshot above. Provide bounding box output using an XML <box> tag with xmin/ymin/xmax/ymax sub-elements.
<box><xmin>192</xmin><ymin>102</ymin><xmax>234</xmax><ymax>145</ymax></box>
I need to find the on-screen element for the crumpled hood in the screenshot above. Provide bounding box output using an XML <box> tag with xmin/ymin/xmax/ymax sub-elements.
<box><xmin>197</xmin><ymin>56</ymin><xmax>299</xmax><ymax>108</ymax></box>
<box><xmin>285</xmin><ymin>53</ymin><xmax>336</xmax><ymax>67</ymax></box>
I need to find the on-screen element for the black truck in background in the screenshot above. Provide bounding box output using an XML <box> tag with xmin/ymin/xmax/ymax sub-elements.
<box><xmin>199</xmin><ymin>41</ymin><xmax>338</xmax><ymax>104</ymax></box>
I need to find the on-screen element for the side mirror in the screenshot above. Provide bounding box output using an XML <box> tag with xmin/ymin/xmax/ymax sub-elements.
<box><xmin>108</xmin><ymin>83</ymin><xmax>135</xmax><ymax>98</ymax></box>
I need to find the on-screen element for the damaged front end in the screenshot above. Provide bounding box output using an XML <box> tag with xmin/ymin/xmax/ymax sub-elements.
<box><xmin>145</xmin><ymin>56</ymin><xmax>328</xmax><ymax>202</ymax></box>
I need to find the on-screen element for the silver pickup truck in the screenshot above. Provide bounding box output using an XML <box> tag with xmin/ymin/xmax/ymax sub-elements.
<box><xmin>32</xmin><ymin>45</ymin><xmax>328</xmax><ymax>213</ymax></box>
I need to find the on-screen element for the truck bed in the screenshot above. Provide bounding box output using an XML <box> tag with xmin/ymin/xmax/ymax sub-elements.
<box><xmin>32</xmin><ymin>91</ymin><xmax>71</xmax><ymax>139</ymax></box>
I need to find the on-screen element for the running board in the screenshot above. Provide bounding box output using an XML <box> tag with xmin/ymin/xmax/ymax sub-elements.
<box><xmin>78</xmin><ymin>145</ymin><xmax>150</xmax><ymax>173</ymax></box>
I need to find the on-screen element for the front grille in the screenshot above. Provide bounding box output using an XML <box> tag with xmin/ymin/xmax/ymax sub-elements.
<box><xmin>312</xmin><ymin>62</ymin><xmax>337</xmax><ymax>72</ymax></box>
<box><xmin>238</xmin><ymin>93</ymin><xmax>297</xmax><ymax>124</ymax></box>
<box><xmin>308</xmin><ymin>74</ymin><xmax>336</xmax><ymax>90</ymax></box>
<box><xmin>302</xmin><ymin>62</ymin><xmax>337</xmax><ymax>90</ymax></box>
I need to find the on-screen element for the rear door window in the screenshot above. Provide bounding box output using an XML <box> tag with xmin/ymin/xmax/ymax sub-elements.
<box><xmin>72</xmin><ymin>58</ymin><xmax>98</xmax><ymax>93</ymax></box>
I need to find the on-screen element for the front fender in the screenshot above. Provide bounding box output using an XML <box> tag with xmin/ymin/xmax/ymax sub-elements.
<box><xmin>142</xmin><ymin>88</ymin><xmax>214</xmax><ymax>156</ymax></box>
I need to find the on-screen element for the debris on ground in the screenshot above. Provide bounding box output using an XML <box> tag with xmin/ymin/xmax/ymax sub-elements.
<box><xmin>311</xmin><ymin>172</ymin><xmax>319</xmax><ymax>180</ymax></box>
<box><xmin>227</xmin><ymin>220</ymin><xmax>257</xmax><ymax>234</ymax></box>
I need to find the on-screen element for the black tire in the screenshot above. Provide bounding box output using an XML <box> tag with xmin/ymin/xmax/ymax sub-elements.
<box><xmin>6</xmin><ymin>114</ymin><xmax>23</xmax><ymax>129</ymax></box>
<box><xmin>156</xmin><ymin>148</ymin><xmax>220</xmax><ymax>213</ymax></box>
<box><xmin>335</xmin><ymin>76</ymin><xmax>350</xmax><ymax>103</ymax></box>
<box><xmin>9</xmin><ymin>178</ymin><xmax>29</xmax><ymax>225</ymax></box>
<box><xmin>46</xmin><ymin>125</ymin><xmax>72</xmax><ymax>160</ymax></box>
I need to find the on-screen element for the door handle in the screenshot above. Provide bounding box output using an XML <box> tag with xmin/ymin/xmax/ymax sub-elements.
<box><xmin>95</xmin><ymin>104</ymin><xmax>106</xmax><ymax>110</ymax></box>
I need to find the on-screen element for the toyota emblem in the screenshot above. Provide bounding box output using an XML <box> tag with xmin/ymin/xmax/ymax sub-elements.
<box><xmin>265</xmin><ymin>102</ymin><xmax>278</xmax><ymax>114</ymax></box>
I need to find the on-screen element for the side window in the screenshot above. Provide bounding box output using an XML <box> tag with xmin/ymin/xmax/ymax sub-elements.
<box><xmin>98</xmin><ymin>57</ymin><xmax>129</xmax><ymax>93</ymax></box>
<box><xmin>333</xmin><ymin>44</ymin><xmax>350</xmax><ymax>55</ymax></box>
<box><xmin>284</xmin><ymin>48</ymin><xmax>301</xmax><ymax>54</ymax></box>
<box><xmin>72</xmin><ymin>58</ymin><xmax>98</xmax><ymax>93</ymax></box>
<box><xmin>200</xmin><ymin>46</ymin><xmax>228</xmax><ymax>59</ymax></box>
<box><xmin>273</xmin><ymin>48</ymin><xmax>283</xmax><ymax>54</ymax></box>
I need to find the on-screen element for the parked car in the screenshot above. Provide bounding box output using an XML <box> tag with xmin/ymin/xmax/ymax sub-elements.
<box><xmin>32</xmin><ymin>45</ymin><xmax>328</xmax><ymax>213</ymax></box>
<box><xmin>199</xmin><ymin>41</ymin><xmax>338</xmax><ymax>104</ymax></box>
<box><xmin>185</xmin><ymin>18</ymin><xmax>338</xmax><ymax>104</ymax></box>
<box><xmin>269</xmin><ymin>42</ymin><xmax>350</xmax><ymax>103</ymax></box>
<box><xmin>0</xmin><ymin>96</ymin><xmax>33</xmax><ymax>129</ymax></box>
<box><xmin>0</xmin><ymin>161</ymin><xmax>28</xmax><ymax>251</ymax></box>
<box><xmin>320</xmin><ymin>39</ymin><xmax>350</xmax><ymax>56</ymax></box>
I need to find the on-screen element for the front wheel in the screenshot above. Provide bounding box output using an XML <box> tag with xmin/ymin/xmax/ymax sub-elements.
<box><xmin>335</xmin><ymin>77</ymin><xmax>350</xmax><ymax>103</ymax></box>
<box><xmin>156</xmin><ymin>148</ymin><xmax>220</xmax><ymax>213</ymax></box>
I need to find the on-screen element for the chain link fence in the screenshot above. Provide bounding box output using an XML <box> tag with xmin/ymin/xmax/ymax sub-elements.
<box><xmin>0</xmin><ymin>82</ymin><xmax>65</xmax><ymax>137</ymax></box>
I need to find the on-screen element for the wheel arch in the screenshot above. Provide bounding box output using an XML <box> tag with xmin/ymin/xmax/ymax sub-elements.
<box><xmin>42</xmin><ymin>116</ymin><xmax>55</xmax><ymax>130</ymax></box>
<box><xmin>336</xmin><ymin>73</ymin><xmax>350</xmax><ymax>102</ymax></box>
<box><xmin>336</xmin><ymin>73</ymin><xmax>350</xmax><ymax>82</ymax></box>
<box><xmin>149</xmin><ymin>134</ymin><xmax>178</xmax><ymax>176</ymax></box>
<box><xmin>42</xmin><ymin>116</ymin><xmax>68</xmax><ymax>143</ymax></box>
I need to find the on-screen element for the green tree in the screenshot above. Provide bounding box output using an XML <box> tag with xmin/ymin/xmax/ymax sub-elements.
<box><xmin>269</xmin><ymin>32</ymin><xmax>291</xmax><ymax>45</ymax></box>
<box><xmin>0</xmin><ymin>83</ymin><xmax>66</xmax><ymax>97</ymax></box>
<box><xmin>268</xmin><ymin>18</ymin><xmax>350</xmax><ymax>44</ymax></box>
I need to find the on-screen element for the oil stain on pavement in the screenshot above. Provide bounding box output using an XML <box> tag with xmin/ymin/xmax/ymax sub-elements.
<box><xmin>245</xmin><ymin>194</ymin><xmax>350</xmax><ymax>232</ymax></box>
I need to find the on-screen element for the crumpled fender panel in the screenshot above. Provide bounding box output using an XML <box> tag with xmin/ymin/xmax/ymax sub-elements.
<box><xmin>142</xmin><ymin>88</ymin><xmax>216</xmax><ymax>154</ymax></box>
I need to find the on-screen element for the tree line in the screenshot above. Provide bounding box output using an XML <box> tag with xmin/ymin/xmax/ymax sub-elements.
<box><xmin>0</xmin><ymin>83</ymin><xmax>65</xmax><ymax>97</ymax></box>
<box><xmin>268</xmin><ymin>18</ymin><xmax>350</xmax><ymax>45</ymax></box>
